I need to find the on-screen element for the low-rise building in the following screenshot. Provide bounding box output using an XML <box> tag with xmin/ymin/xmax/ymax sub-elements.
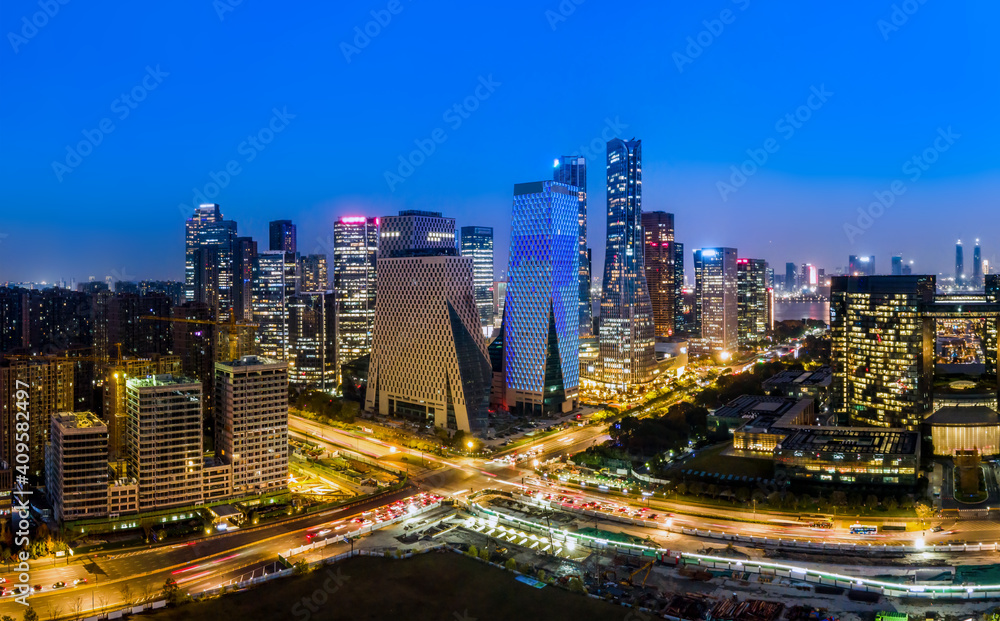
<box><xmin>762</xmin><ymin>366</ymin><xmax>832</xmax><ymax>411</ymax></box>
<box><xmin>774</xmin><ymin>427</ymin><xmax>920</xmax><ymax>486</ymax></box>
<box><xmin>925</xmin><ymin>405</ymin><xmax>1000</xmax><ymax>456</ymax></box>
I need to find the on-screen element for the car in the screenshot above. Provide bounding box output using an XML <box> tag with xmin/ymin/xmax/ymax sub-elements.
<box><xmin>52</xmin><ymin>582</ymin><xmax>66</xmax><ymax>589</ymax></box>
<box><xmin>74</xmin><ymin>578</ymin><xmax>88</xmax><ymax>585</ymax></box>
<box><xmin>930</xmin><ymin>526</ymin><xmax>944</xmax><ymax>533</ymax></box>
<box><xmin>33</xmin><ymin>585</ymin><xmax>42</xmax><ymax>592</ymax></box>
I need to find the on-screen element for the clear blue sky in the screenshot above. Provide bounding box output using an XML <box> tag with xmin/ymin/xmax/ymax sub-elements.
<box><xmin>1</xmin><ymin>0</ymin><xmax>998</xmax><ymax>284</ymax></box>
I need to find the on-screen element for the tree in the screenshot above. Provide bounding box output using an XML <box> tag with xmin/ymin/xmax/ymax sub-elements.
<box><xmin>466</xmin><ymin>545</ymin><xmax>479</xmax><ymax>558</ymax></box>
<box><xmin>885</xmin><ymin>496</ymin><xmax>899</xmax><ymax>512</ymax></box>
<box><xmin>536</xmin><ymin>569</ymin><xmax>547</xmax><ymax>582</ymax></box>
<box><xmin>675</xmin><ymin>482</ymin><xmax>688</xmax><ymax>497</ymax></box>
<box><xmin>567</xmin><ymin>577</ymin><xmax>587</xmax><ymax>593</ymax></box>
<box><xmin>915</xmin><ymin>502</ymin><xmax>934</xmax><ymax>519</ymax></box>
<box><xmin>162</xmin><ymin>579</ymin><xmax>181</xmax><ymax>606</ymax></box>
<box><xmin>688</xmin><ymin>482</ymin><xmax>704</xmax><ymax>497</ymax></box>
<box><xmin>505</xmin><ymin>558</ymin><xmax>517</xmax><ymax>571</ymax></box>
<box><xmin>119</xmin><ymin>584</ymin><xmax>136</xmax><ymax>607</ymax></box>
<box><xmin>70</xmin><ymin>597</ymin><xmax>84</xmax><ymax>621</ymax></box>
<box><xmin>831</xmin><ymin>491</ymin><xmax>848</xmax><ymax>509</ymax></box>
<box><xmin>735</xmin><ymin>487</ymin><xmax>750</xmax><ymax>504</ymax></box>
<box><xmin>478</xmin><ymin>548</ymin><xmax>490</xmax><ymax>562</ymax></box>
<box><xmin>900</xmin><ymin>496</ymin><xmax>915</xmax><ymax>510</ymax></box>
<box><xmin>766</xmin><ymin>491</ymin><xmax>781</xmax><ymax>507</ymax></box>
<box><xmin>706</xmin><ymin>484</ymin><xmax>719</xmax><ymax>499</ymax></box>
<box><xmin>865</xmin><ymin>494</ymin><xmax>879</xmax><ymax>510</ymax></box>
<box><xmin>22</xmin><ymin>610</ymin><xmax>39</xmax><ymax>621</ymax></box>
<box><xmin>2</xmin><ymin>615</ymin><xmax>16</xmax><ymax>621</ymax></box>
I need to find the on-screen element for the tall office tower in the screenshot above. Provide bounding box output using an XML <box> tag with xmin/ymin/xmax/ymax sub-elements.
<box><xmin>598</xmin><ymin>138</ymin><xmax>656</xmax><ymax>389</ymax></box>
<box><xmin>848</xmin><ymin>255</ymin><xmax>876</xmax><ymax>277</ymax></box>
<box><xmin>253</xmin><ymin>250</ymin><xmax>300</xmax><ymax>361</ymax></box>
<box><xmin>269</xmin><ymin>220</ymin><xmax>297</xmax><ymax>253</ymax></box>
<box><xmin>333</xmin><ymin>217</ymin><xmax>379</xmax><ymax>375</ymax></box>
<box><xmin>785</xmin><ymin>262</ymin><xmax>797</xmax><ymax>292</ymax></box>
<box><xmin>215</xmin><ymin>356</ymin><xmax>289</xmax><ymax>495</ymax></box>
<box><xmin>492</xmin><ymin>280</ymin><xmax>508</xmax><ymax>330</ymax></box>
<box><xmin>460</xmin><ymin>226</ymin><xmax>495</xmax><ymax>331</ymax></box>
<box><xmin>234</xmin><ymin>237</ymin><xmax>257</xmax><ymax>321</ymax></box>
<box><xmin>299</xmin><ymin>254</ymin><xmax>329</xmax><ymax>293</ymax></box>
<box><xmin>125</xmin><ymin>375</ymin><xmax>204</xmax><ymax>510</ymax></box>
<box><xmin>45</xmin><ymin>412</ymin><xmax>109</xmax><ymax>522</ymax></box>
<box><xmin>673</xmin><ymin>242</ymin><xmax>686</xmax><ymax>334</ymax></box>
<box><xmin>366</xmin><ymin>253</ymin><xmax>492</xmax><ymax>433</ymax></box>
<box><xmin>504</xmin><ymin>181</ymin><xmax>580</xmax><ymax>415</ymax></box>
<box><xmin>488</xmin><ymin>321</ymin><xmax>506</xmax><ymax>411</ymax></box>
<box><xmin>553</xmin><ymin>155</ymin><xmax>592</xmax><ymax>339</ymax></box>
<box><xmin>956</xmin><ymin>240</ymin><xmax>965</xmax><ymax>285</ymax></box>
<box><xmin>288</xmin><ymin>293</ymin><xmax>336</xmax><ymax>390</ymax></box>
<box><xmin>974</xmin><ymin>240</ymin><xmax>983</xmax><ymax>288</ymax></box>
<box><xmin>642</xmin><ymin>211</ymin><xmax>676</xmax><ymax>338</ymax></box>
<box><xmin>693</xmin><ymin>248</ymin><xmax>739</xmax><ymax>357</ymax></box>
<box><xmin>737</xmin><ymin>258</ymin><xmax>769</xmax><ymax>347</ymax></box>
<box><xmin>185</xmin><ymin>204</ymin><xmax>224</xmax><ymax>302</ymax></box>
<box><xmin>379</xmin><ymin>210</ymin><xmax>456</xmax><ymax>258</ymax></box>
<box><xmin>0</xmin><ymin>358</ymin><xmax>74</xmax><ymax>479</ymax></box>
<box><xmin>902</xmin><ymin>262</ymin><xmax>913</xmax><ymax>275</ymax></box>
<box><xmin>891</xmin><ymin>255</ymin><xmax>903</xmax><ymax>276</ymax></box>
<box><xmin>830</xmin><ymin>275</ymin><xmax>935</xmax><ymax>430</ymax></box>
<box><xmin>765</xmin><ymin>266</ymin><xmax>775</xmax><ymax>289</ymax></box>
<box><xmin>102</xmin><ymin>355</ymin><xmax>182</xmax><ymax>464</ymax></box>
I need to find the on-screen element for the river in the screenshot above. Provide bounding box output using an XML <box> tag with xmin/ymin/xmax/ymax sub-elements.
<box><xmin>774</xmin><ymin>299</ymin><xmax>830</xmax><ymax>323</ymax></box>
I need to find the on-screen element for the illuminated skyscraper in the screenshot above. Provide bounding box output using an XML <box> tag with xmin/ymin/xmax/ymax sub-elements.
<box><xmin>974</xmin><ymin>239</ymin><xmax>983</xmax><ymax>288</ymax></box>
<box><xmin>299</xmin><ymin>254</ymin><xmax>329</xmax><ymax>293</ymax></box>
<box><xmin>234</xmin><ymin>237</ymin><xmax>257</xmax><ymax>321</ymax></box>
<box><xmin>673</xmin><ymin>242</ymin><xmax>686</xmax><ymax>334</ymax></box>
<box><xmin>849</xmin><ymin>255</ymin><xmax>876</xmax><ymax>276</ymax></box>
<box><xmin>641</xmin><ymin>211</ymin><xmax>676</xmax><ymax>337</ymax></box>
<box><xmin>956</xmin><ymin>240</ymin><xmax>965</xmax><ymax>285</ymax></box>
<box><xmin>185</xmin><ymin>204</ymin><xmax>223</xmax><ymax>302</ymax></box>
<box><xmin>598</xmin><ymin>138</ymin><xmax>656</xmax><ymax>388</ymax></box>
<box><xmin>333</xmin><ymin>217</ymin><xmax>378</xmax><ymax>374</ymax></box>
<box><xmin>737</xmin><ymin>258</ymin><xmax>768</xmax><ymax>347</ymax></box>
<box><xmin>504</xmin><ymin>181</ymin><xmax>579</xmax><ymax>415</ymax></box>
<box><xmin>553</xmin><ymin>155</ymin><xmax>592</xmax><ymax>338</ymax></box>
<box><xmin>785</xmin><ymin>262</ymin><xmax>797</xmax><ymax>292</ymax></box>
<box><xmin>252</xmin><ymin>250</ymin><xmax>300</xmax><ymax>360</ymax></box>
<box><xmin>693</xmin><ymin>248</ymin><xmax>738</xmax><ymax>357</ymax></box>
<box><xmin>269</xmin><ymin>220</ymin><xmax>297</xmax><ymax>253</ymax></box>
<box><xmin>891</xmin><ymin>255</ymin><xmax>903</xmax><ymax>276</ymax></box>
<box><xmin>379</xmin><ymin>210</ymin><xmax>455</xmax><ymax>258</ymax></box>
<box><xmin>460</xmin><ymin>226</ymin><xmax>495</xmax><ymax>331</ymax></box>
<box><xmin>185</xmin><ymin>204</ymin><xmax>240</xmax><ymax>319</ymax></box>
<box><xmin>287</xmin><ymin>292</ymin><xmax>336</xmax><ymax>390</ymax></box>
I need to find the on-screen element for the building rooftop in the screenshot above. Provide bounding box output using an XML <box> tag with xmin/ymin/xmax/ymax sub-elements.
<box><xmin>126</xmin><ymin>374</ymin><xmax>199</xmax><ymax>388</ymax></box>
<box><xmin>713</xmin><ymin>395</ymin><xmax>803</xmax><ymax>420</ymax></box>
<box><xmin>763</xmin><ymin>366</ymin><xmax>832</xmax><ymax>390</ymax></box>
<box><xmin>53</xmin><ymin>411</ymin><xmax>105</xmax><ymax>430</ymax></box>
<box><xmin>925</xmin><ymin>406</ymin><xmax>1000</xmax><ymax>427</ymax></box>
<box><xmin>218</xmin><ymin>355</ymin><xmax>284</xmax><ymax>369</ymax></box>
<box><xmin>778</xmin><ymin>427</ymin><xmax>919</xmax><ymax>456</ymax></box>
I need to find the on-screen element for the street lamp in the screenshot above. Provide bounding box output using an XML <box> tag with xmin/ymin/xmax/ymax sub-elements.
<box><xmin>641</xmin><ymin>491</ymin><xmax>652</xmax><ymax>507</ymax></box>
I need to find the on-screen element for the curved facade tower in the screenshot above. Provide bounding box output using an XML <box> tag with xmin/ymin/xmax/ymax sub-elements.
<box><xmin>598</xmin><ymin>139</ymin><xmax>656</xmax><ymax>389</ymax></box>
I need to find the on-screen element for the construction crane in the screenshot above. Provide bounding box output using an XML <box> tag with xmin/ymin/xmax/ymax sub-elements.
<box><xmin>627</xmin><ymin>560</ymin><xmax>654</xmax><ymax>587</ymax></box>
<box><xmin>141</xmin><ymin>315</ymin><xmax>257</xmax><ymax>361</ymax></box>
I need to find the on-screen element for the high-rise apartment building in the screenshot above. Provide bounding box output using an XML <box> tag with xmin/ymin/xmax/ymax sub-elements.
<box><xmin>737</xmin><ymin>258</ymin><xmax>769</xmax><ymax>347</ymax></box>
<box><xmin>553</xmin><ymin>155</ymin><xmax>592</xmax><ymax>339</ymax></box>
<box><xmin>460</xmin><ymin>226</ymin><xmax>495</xmax><ymax>332</ymax></box>
<box><xmin>598</xmin><ymin>139</ymin><xmax>656</xmax><ymax>388</ymax></box>
<box><xmin>299</xmin><ymin>254</ymin><xmax>329</xmax><ymax>293</ymax></box>
<box><xmin>641</xmin><ymin>211</ymin><xmax>676</xmax><ymax>338</ymax></box>
<box><xmin>253</xmin><ymin>250</ymin><xmax>300</xmax><ymax>360</ymax></box>
<box><xmin>1</xmin><ymin>358</ymin><xmax>75</xmax><ymax>478</ymax></box>
<box><xmin>849</xmin><ymin>255</ymin><xmax>876</xmax><ymax>277</ymax></box>
<box><xmin>504</xmin><ymin>181</ymin><xmax>580</xmax><ymax>415</ymax></box>
<box><xmin>379</xmin><ymin>210</ymin><xmax>455</xmax><ymax>258</ymax></box>
<box><xmin>102</xmin><ymin>355</ymin><xmax>182</xmax><ymax>464</ymax></box>
<box><xmin>45</xmin><ymin>412</ymin><xmax>109</xmax><ymax>522</ymax></box>
<box><xmin>333</xmin><ymin>217</ymin><xmax>378</xmax><ymax>374</ymax></box>
<box><xmin>693</xmin><ymin>248</ymin><xmax>738</xmax><ymax>357</ymax></box>
<box><xmin>269</xmin><ymin>220</ymin><xmax>297</xmax><ymax>253</ymax></box>
<box><xmin>125</xmin><ymin>375</ymin><xmax>204</xmax><ymax>509</ymax></box>
<box><xmin>214</xmin><ymin>356</ymin><xmax>289</xmax><ymax>495</ymax></box>
<box><xmin>830</xmin><ymin>275</ymin><xmax>935</xmax><ymax>429</ymax></box>
<box><xmin>673</xmin><ymin>242</ymin><xmax>686</xmax><ymax>334</ymax></box>
<box><xmin>366</xmin><ymin>253</ymin><xmax>492</xmax><ymax>433</ymax></box>
<box><xmin>974</xmin><ymin>239</ymin><xmax>983</xmax><ymax>288</ymax></box>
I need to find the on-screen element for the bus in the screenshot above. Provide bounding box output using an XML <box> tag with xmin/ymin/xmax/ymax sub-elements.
<box><xmin>849</xmin><ymin>524</ymin><xmax>877</xmax><ymax>535</ymax></box>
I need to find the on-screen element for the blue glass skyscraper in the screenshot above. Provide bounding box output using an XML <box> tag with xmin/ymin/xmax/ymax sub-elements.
<box><xmin>504</xmin><ymin>181</ymin><xmax>580</xmax><ymax>415</ymax></box>
<box><xmin>598</xmin><ymin>139</ymin><xmax>656</xmax><ymax>389</ymax></box>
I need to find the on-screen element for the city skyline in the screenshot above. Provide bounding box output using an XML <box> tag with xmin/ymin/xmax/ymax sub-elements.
<box><xmin>3</xmin><ymin>2</ymin><xmax>999</xmax><ymax>285</ymax></box>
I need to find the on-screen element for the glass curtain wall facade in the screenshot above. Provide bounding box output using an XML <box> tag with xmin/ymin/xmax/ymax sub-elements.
<box><xmin>553</xmin><ymin>155</ymin><xmax>592</xmax><ymax>339</ymax></box>
<box><xmin>333</xmin><ymin>217</ymin><xmax>378</xmax><ymax>379</ymax></box>
<box><xmin>460</xmin><ymin>226</ymin><xmax>495</xmax><ymax>332</ymax></box>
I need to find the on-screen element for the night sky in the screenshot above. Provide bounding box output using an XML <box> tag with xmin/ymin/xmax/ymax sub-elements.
<box><xmin>1</xmin><ymin>0</ymin><xmax>998</xmax><ymax>285</ymax></box>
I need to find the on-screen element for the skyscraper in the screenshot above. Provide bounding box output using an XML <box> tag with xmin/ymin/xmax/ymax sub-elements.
<box><xmin>642</xmin><ymin>211</ymin><xmax>676</xmax><ymax>338</ymax></box>
<box><xmin>299</xmin><ymin>254</ymin><xmax>329</xmax><ymax>293</ymax></box>
<box><xmin>1</xmin><ymin>358</ymin><xmax>75</xmax><ymax>478</ymax></box>
<box><xmin>234</xmin><ymin>236</ymin><xmax>257</xmax><ymax>321</ymax></box>
<box><xmin>956</xmin><ymin>240</ymin><xmax>965</xmax><ymax>285</ymax></box>
<box><xmin>185</xmin><ymin>203</ymin><xmax>223</xmax><ymax>303</ymax></box>
<box><xmin>252</xmin><ymin>250</ymin><xmax>300</xmax><ymax>360</ymax></box>
<box><xmin>460</xmin><ymin>226</ymin><xmax>495</xmax><ymax>332</ymax></box>
<box><xmin>673</xmin><ymin>242</ymin><xmax>686</xmax><ymax>335</ymax></box>
<box><xmin>553</xmin><ymin>155</ymin><xmax>592</xmax><ymax>339</ymax></box>
<box><xmin>186</xmin><ymin>204</ymin><xmax>239</xmax><ymax>319</ymax></box>
<box><xmin>849</xmin><ymin>255</ymin><xmax>876</xmax><ymax>276</ymax></box>
<box><xmin>693</xmin><ymin>248</ymin><xmax>738</xmax><ymax>357</ymax></box>
<box><xmin>287</xmin><ymin>292</ymin><xmax>336</xmax><ymax>390</ymax></box>
<box><xmin>333</xmin><ymin>216</ymin><xmax>378</xmax><ymax>374</ymax></box>
<box><xmin>785</xmin><ymin>262</ymin><xmax>797</xmax><ymax>293</ymax></box>
<box><xmin>891</xmin><ymin>255</ymin><xmax>903</xmax><ymax>276</ymax></box>
<box><xmin>269</xmin><ymin>220</ymin><xmax>297</xmax><ymax>253</ymax></box>
<box><xmin>45</xmin><ymin>412</ymin><xmax>109</xmax><ymax>523</ymax></box>
<box><xmin>974</xmin><ymin>239</ymin><xmax>983</xmax><ymax>288</ymax></box>
<box><xmin>598</xmin><ymin>138</ymin><xmax>656</xmax><ymax>389</ymax></box>
<box><xmin>504</xmin><ymin>181</ymin><xmax>580</xmax><ymax>415</ymax></box>
<box><xmin>830</xmin><ymin>275</ymin><xmax>935</xmax><ymax>429</ymax></box>
<box><xmin>737</xmin><ymin>258</ymin><xmax>768</xmax><ymax>347</ymax></box>
<box><xmin>379</xmin><ymin>210</ymin><xmax>455</xmax><ymax>258</ymax></box>
<box><xmin>366</xmin><ymin>253</ymin><xmax>492</xmax><ymax>433</ymax></box>
<box><xmin>214</xmin><ymin>356</ymin><xmax>289</xmax><ymax>495</ymax></box>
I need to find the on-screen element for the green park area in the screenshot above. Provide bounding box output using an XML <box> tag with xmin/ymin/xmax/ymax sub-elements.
<box><xmin>147</xmin><ymin>552</ymin><xmax>621</xmax><ymax>621</ymax></box>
